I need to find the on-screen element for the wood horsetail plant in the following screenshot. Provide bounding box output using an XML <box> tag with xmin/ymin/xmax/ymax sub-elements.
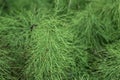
<box><xmin>98</xmin><ymin>40</ymin><xmax>120</xmax><ymax>80</ymax></box>
<box><xmin>72</xmin><ymin>0</ymin><xmax>120</xmax><ymax>49</ymax></box>
<box><xmin>1</xmin><ymin>0</ymin><xmax>120</xmax><ymax>80</ymax></box>
<box><xmin>22</xmin><ymin>13</ymin><xmax>75</xmax><ymax>80</ymax></box>
<box><xmin>0</xmin><ymin>49</ymin><xmax>16</xmax><ymax>80</ymax></box>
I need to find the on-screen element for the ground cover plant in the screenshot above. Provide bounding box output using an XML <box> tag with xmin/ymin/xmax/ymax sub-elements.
<box><xmin>0</xmin><ymin>0</ymin><xmax>120</xmax><ymax>80</ymax></box>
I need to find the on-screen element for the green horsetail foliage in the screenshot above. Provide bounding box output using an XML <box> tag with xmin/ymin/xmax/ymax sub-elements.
<box><xmin>21</xmin><ymin>11</ymin><xmax>75</xmax><ymax>80</ymax></box>
<box><xmin>0</xmin><ymin>49</ymin><xmax>15</xmax><ymax>80</ymax></box>
<box><xmin>99</xmin><ymin>40</ymin><xmax>120</xmax><ymax>80</ymax></box>
<box><xmin>0</xmin><ymin>0</ymin><xmax>120</xmax><ymax>80</ymax></box>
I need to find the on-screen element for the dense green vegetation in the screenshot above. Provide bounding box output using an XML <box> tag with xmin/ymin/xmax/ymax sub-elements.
<box><xmin>0</xmin><ymin>0</ymin><xmax>120</xmax><ymax>80</ymax></box>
